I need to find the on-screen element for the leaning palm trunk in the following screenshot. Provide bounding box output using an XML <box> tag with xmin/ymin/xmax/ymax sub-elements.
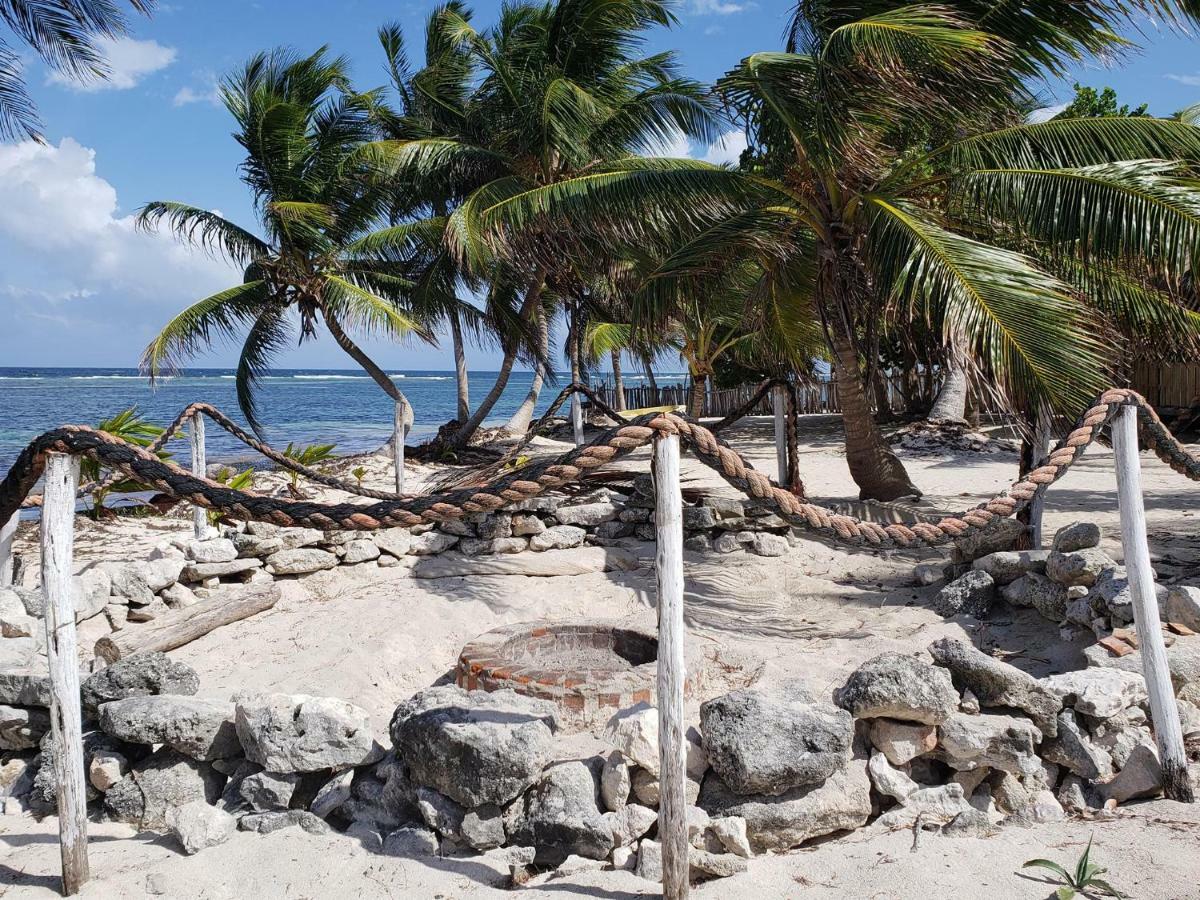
<box><xmin>687</xmin><ymin>373</ymin><xmax>707</xmax><ymax>418</ymax></box>
<box><xmin>643</xmin><ymin>357</ymin><xmax>657</xmax><ymax>391</ymax></box>
<box><xmin>829</xmin><ymin>327</ymin><xmax>921</xmax><ymax>501</ymax></box>
<box><xmin>611</xmin><ymin>349</ymin><xmax>626</xmax><ymax>412</ymax></box>
<box><xmin>928</xmin><ymin>334</ymin><xmax>970</xmax><ymax>424</ymax></box>
<box><xmin>322</xmin><ymin>307</ymin><xmax>413</xmax><ymax>441</ymax></box>
<box><xmin>503</xmin><ymin>306</ymin><xmax>549</xmax><ymax>434</ymax></box>
<box><xmin>449</xmin><ymin>276</ymin><xmax>545</xmax><ymax>446</ymax></box>
<box><xmin>449</xmin><ymin>309</ymin><xmax>470</xmax><ymax>422</ymax></box>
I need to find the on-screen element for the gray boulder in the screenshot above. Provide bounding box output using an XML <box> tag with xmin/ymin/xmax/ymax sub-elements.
<box><xmin>933</xmin><ymin>570</ymin><xmax>995</xmax><ymax>618</ymax></box>
<box><xmin>166</xmin><ymin>800</ymin><xmax>236</xmax><ymax>854</ymax></box>
<box><xmin>700</xmin><ymin>690</ymin><xmax>852</xmax><ymax>796</ymax></box>
<box><xmin>382</xmin><ymin>825</ymin><xmax>439</xmax><ymax>857</ymax></box>
<box><xmin>1001</xmin><ymin>572</ymin><xmax>1069</xmax><ymax>621</ymax></box>
<box><xmin>834</xmin><ymin>653</ymin><xmax>958</xmax><ymax>725</ymax></box>
<box><xmin>952</xmin><ymin>519</ymin><xmax>1027</xmax><ymax>563</ymax></box>
<box><xmin>927</xmin><ymin>638</ymin><xmax>1061</xmax><ymax>737</ymax></box>
<box><xmin>554</xmin><ymin>502</ymin><xmax>618</xmax><ymax>528</ymax></box>
<box><xmin>265</xmin><ymin>548</ymin><xmax>338</xmax><ymax>576</ymax></box>
<box><xmin>390</xmin><ymin>685</ymin><xmax>557</xmax><ymax>808</ymax></box>
<box><xmin>1051</xmin><ymin>522</ymin><xmax>1101</xmax><ymax>554</ymax></box>
<box><xmin>235</xmin><ymin>693</ymin><xmax>376</xmax><ymax>773</ymax></box>
<box><xmin>104</xmin><ymin>747</ymin><xmax>224</xmax><ymax>830</ymax></box>
<box><xmin>747</xmin><ymin>533</ymin><xmax>788</xmax><ymax>558</ymax></box>
<box><xmin>529</xmin><ymin>525</ymin><xmax>586</xmax><ymax>552</ymax></box>
<box><xmin>1040</xmin><ymin>710</ymin><xmax>1113</xmax><ymax>780</ymax></box>
<box><xmin>187</xmin><ymin>538</ymin><xmax>238</xmax><ymax>564</ymax></box>
<box><xmin>972</xmin><ymin>551</ymin><xmax>1048</xmax><ymax>585</ymax></box>
<box><xmin>239</xmin><ymin>769</ymin><xmax>300</xmax><ymax>811</ymax></box>
<box><xmin>1041</xmin><ymin>668</ymin><xmax>1147</xmax><ymax>720</ymax></box>
<box><xmin>697</xmin><ymin>745</ymin><xmax>871</xmax><ymax>852</ymax></box>
<box><xmin>239</xmin><ymin>809</ymin><xmax>330</xmax><ymax>835</ymax></box>
<box><xmin>98</xmin><ymin>696</ymin><xmax>240</xmax><ymax>761</ymax></box>
<box><xmin>341</xmin><ymin>539</ymin><xmax>380</xmax><ymax>564</ymax></box>
<box><xmin>1045</xmin><ymin>548</ymin><xmax>1115</xmax><ymax>588</ymax></box>
<box><xmin>81</xmin><ymin>652</ymin><xmax>200</xmax><ymax>714</ymax></box>
<box><xmin>0</xmin><ymin>703</ymin><xmax>49</xmax><ymax>750</ymax></box>
<box><xmin>1166</xmin><ymin>585</ymin><xmax>1200</xmax><ymax>632</ymax></box>
<box><xmin>0</xmin><ymin>670</ymin><xmax>50</xmax><ymax>707</ymax></box>
<box><xmin>507</xmin><ymin>760</ymin><xmax>613</xmax><ymax>865</ymax></box>
<box><xmin>937</xmin><ymin>713</ymin><xmax>1042</xmax><ymax>777</ymax></box>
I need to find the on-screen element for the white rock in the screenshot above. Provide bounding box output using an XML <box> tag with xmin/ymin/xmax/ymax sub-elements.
<box><xmin>529</xmin><ymin>525</ymin><xmax>586</xmax><ymax>552</ymax></box>
<box><xmin>604</xmin><ymin>703</ymin><xmax>659</xmax><ymax>775</ymax></box>
<box><xmin>707</xmin><ymin>816</ymin><xmax>752</xmax><ymax>858</ymax></box>
<box><xmin>374</xmin><ymin>529</ymin><xmax>414</xmax><ymax>558</ymax></box>
<box><xmin>264</xmin><ymin>548</ymin><xmax>338</xmax><ymax>576</ymax></box>
<box><xmin>341</xmin><ymin>540</ymin><xmax>380</xmax><ymax>564</ymax></box>
<box><xmin>410</xmin><ymin>532</ymin><xmax>459</xmax><ymax>556</ymax></box>
<box><xmin>600</xmin><ymin>751</ymin><xmax>631</xmax><ymax>812</ymax></box>
<box><xmin>867</xmin><ymin>750</ymin><xmax>919</xmax><ymax>801</ymax></box>
<box><xmin>867</xmin><ymin>719</ymin><xmax>936</xmax><ymax>766</ymax></box>
<box><xmin>602</xmin><ymin>803</ymin><xmax>657</xmax><ymax>847</ymax></box>
<box><xmin>555</xmin><ymin>502</ymin><xmax>617</xmax><ymax>527</ymax></box>
<box><xmin>611</xmin><ymin>845</ymin><xmax>635</xmax><ymax>870</ymax></box>
<box><xmin>1166</xmin><ymin>585</ymin><xmax>1200</xmax><ymax>632</ymax></box>
<box><xmin>160</xmin><ymin>582</ymin><xmax>199</xmax><ymax>610</ymax></box>
<box><xmin>635</xmin><ymin>838</ymin><xmax>663</xmax><ymax>882</ymax></box>
<box><xmin>166</xmin><ymin>800</ymin><xmax>236</xmax><ymax>855</ymax></box>
<box><xmin>187</xmin><ymin>538</ymin><xmax>238</xmax><ymax>564</ymax></box>
<box><xmin>1042</xmin><ymin>669</ymin><xmax>1147</xmax><ymax>719</ymax></box>
<box><xmin>88</xmin><ymin>750</ymin><xmax>129</xmax><ymax>791</ymax></box>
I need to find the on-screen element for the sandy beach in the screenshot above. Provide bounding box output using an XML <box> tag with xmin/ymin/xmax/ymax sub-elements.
<box><xmin>2</xmin><ymin>414</ymin><xmax>1198</xmax><ymax>899</ymax></box>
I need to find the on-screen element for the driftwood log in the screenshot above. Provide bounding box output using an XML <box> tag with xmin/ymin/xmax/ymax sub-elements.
<box><xmin>94</xmin><ymin>583</ymin><xmax>281</xmax><ymax>663</ymax></box>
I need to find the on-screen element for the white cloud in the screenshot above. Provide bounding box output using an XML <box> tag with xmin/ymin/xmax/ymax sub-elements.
<box><xmin>1027</xmin><ymin>103</ymin><xmax>1068</xmax><ymax>124</ymax></box>
<box><xmin>173</xmin><ymin>82</ymin><xmax>221</xmax><ymax>107</ymax></box>
<box><xmin>48</xmin><ymin>36</ymin><xmax>176</xmax><ymax>92</ymax></box>
<box><xmin>691</xmin><ymin>0</ymin><xmax>747</xmax><ymax>13</ymax></box>
<box><xmin>702</xmin><ymin>129</ymin><xmax>748</xmax><ymax>165</ymax></box>
<box><xmin>0</xmin><ymin>138</ymin><xmax>239</xmax><ymax>339</ymax></box>
<box><xmin>1166</xmin><ymin>72</ymin><xmax>1200</xmax><ymax>87</ymax></box>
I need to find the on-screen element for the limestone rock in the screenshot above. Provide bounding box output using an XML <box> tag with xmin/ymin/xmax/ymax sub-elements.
<box><xmin>876</xmin><ymin>783</ymin><xmax>973</xmax><ymax>828</ymax></box>
<box><xmin>341</xmin><ymin>539</ymin><xmax>380</xmax><ymax>564</ymax></box>
<box><xmin>511</xmin><ymin>514</ymin><xmax>546</xmax><ymax>536</ymax></box>
<box><xmin>1052</xmin><ymin>522</ymin><xmax>1101</xmax><ymax>554</ymax></box>
<box><xmin>952</xmin><ymin>519</ymin><xmax>1026</xmax><ymax>563</ymax></box>
<box><xmin>600</xmin><ymin>750</ymin><xmax>631</xmax><ymax>812</ymax></box>
<box><xmin>410</xmin><ymin>532</ymin><xmax>459</xmax><ymax>556</ymax></box>
<box><xmin>382</xmin><ymin>825</ymin><xmax>439</xmax><ymax>857</ymax></box>
<box><xmin>934</xmin><ymin>570</ymin><xmax>995</xmax><ymax>618</ymax></box>
<box><xmin>867</xmin><ymin>719</ymin><xmax>936</xmax><ymax>766</ymax></box>
<box><xmin>601</xmin><ymin>803</ymin><xmax>657</xmax><ymax>847</ymax></box>
<box><xmin>0</xmin><ymin>670</ymin><xmax>50</xmax><ymax>707</ymax></box>
<box><xmin>937</xmin><ymin>712</ymin><xmax>1042</xmax><ymax>777</ymax></box>
<box><xmin>554</xmin><ymin>502</ymin><xmax>617</xmax><ymax>528</ymax></box>
<box><xmin>1040</xmin><ymin>710</ymin><xmax>1112</xmax><ymax>780</ymax></box>
<box><xmin>867</xmin><ymin>750</ymin><xmax>919</xmax><ymax>801</ymax></box>
<box><xmin>187</xmin><ymin>538</ymin><xmax>238</xmax><ymax>564</ymax></box>
<box><xmin>414</xmin><ymin>546</ymin><xmax>637</xmax><ymax>577</ymax></box>
<box><xmin>1041</xmin><ymin>668</ymin><xmax>1147</xmax><ymax>720</ymax></box>
<box><xmin>698</xmin><ymin>747</ymin><xmax>871</xmax><ymax>852</ymax></box>
<box><xmin>508</xmin><ymin>760</ymin><xmax>614</xmax><ymax>865</ymax></box>
<box><xmin>972</xmin><ymin>551</ymin><xmax>1048</xmax><ymax>585</ymax></box>
<box><xmin>928</xmin><ymin>638</ymin><xmax>1061</xmax><ymax>737</ymax></box>
<box><xmin>374</xmin><ymin>529</ymin><xmax>414</xmax><ymax>558</ymax></box>
<box><xmin>239</xmin><ymin>770</ymin><xmax>300</xmax><ymax>811</ymax></box>
<box><xmin>181</xmin><ymin>558</ymin><xmax>263</xmax><ymax>582</ymax></box>
<box><xmin>1166</xmin><ymin>585</ymin><xmax>1200</xmax><ymax>632</ymax></box>
<box><xmin>834</xmin><ymin>652</ymin><xmax>958</xmax><ymax>725</ymax></box>
<box><xmin>98</xmin><ymin>696</ymin><xmax>240</xmax><ymax>761</ymax></box>
<box><xmin>461</xmin><ymin>804</ymin><xmax>506</xmax><ymax>850</ymax></box>
<box><xmin>104</xmin><ymin>748</ymin><xmax>224</xmax><ymax>830</ymax></box>
<box><xmin>240</xmin><ymin>809</ymin><xmax>330</xmax><ymax>835</ymax></box>
<box><xmin>390</xmin><ymin>685</ymin><xmax>557</xmax><ymax>808</ymax></box>
<box><xmin>603</xmin><ymin>703</ymin><xmax>659</xmax><ymax>774</ymax></box>
<box><xmin>1046</xmin><ymin>548</ymin><xmax>1114</xmax><ymax>588</ymax></box>
<box><xmin>264</xmin><ymin>548</ymin><xmax>338</xmax><ymax>576</ymax></box>
<box><xmin>161</xmin><ymin>583</ymin><xmax>199</xmax><ymax>610</ymax></box>
<box><xmin>1083</xmin><ymin>637</ymin><xmax>1200</xmax><ymax>695</ymax></box>
<box><xmin>529</xmin><ymin>525</ymin><xmax>586</xmax><ymax>552</ymax></box>
<box><xmin>1102</xmin><ymin>744</ymin><xmax>1162</xmax><ymax>804</ymax></box>
<box><xmin>0</xmin><ymin>704</ymin><xmax>48</xmax><ymax>749</ymax></box>
<box><xmin>236</xmin><ymin>693</ymin><xmax>376</xmax><ymax>773</ymax></box>
<box><xmin>700</xmin><ymin>689</ymin><xmax>852</xmax><ymax>796</ymax></box>
<box><xmin>748</xmin><ymin>533</ymin><xmax>788</xmax><ymax>558</ymax></box>
<box><xmin>414</xmin><ymin>784</ymin><xmax>465</xmax><ymax>839</ymax></box>
<box><xmin>89</xmin><ymin>749</ymin><xmax>128</xmax><ymax>791</ymax></box>
<box><xmin>1001</xmin><ymin>572</ymin><xmax>1068</xmax><ymax>621</ymax></box>
<box><xmin>688</xmin><ymin>847</ymin><xmax>748</xmax><ymax>879</ymax></box>
<box><xmin>707</xmin><ymin>816</ymin><xmax>752</xmax><ymax>858</ymax></box>
<box><xmin>81</xmin><ymin>652</ymin><xmax>200</xmax><ymax>714</ymax></box>
<box><xmin>166</xmin><ymin>799</ymin><xmax>236</xmax><ymax>854</ymax></box>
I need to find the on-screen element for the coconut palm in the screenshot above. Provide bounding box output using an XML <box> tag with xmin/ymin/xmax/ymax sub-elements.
<box><xmin>138</xmin><ymin>48</ymin><xmax>429</xmax><ymax>436</ymax></box>
<box><xmin>475</xmin><ymin>1</ymin><xmax>1200</xmax><ymax>500</ymax></box>
<box><xmin>0</xmin><ymin>0</ymin><xmax>153</xmax><ymax>141</ymax></box>
<box><xmin>375</xmin><ymin>0</ymin><xmax>718</xmax><ymax>444</ymax></box>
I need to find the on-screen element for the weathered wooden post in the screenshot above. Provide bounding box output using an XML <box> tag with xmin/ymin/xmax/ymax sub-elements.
<box><xmin>570</xmin><ymin>388</ymin><xmax>585</xmax><ymax>447</ymax></box>
<box><xmin>1028</xmin><ymin>408</ymin><xmax>1053</xmax><ymax>548</ymax></box>
<box><xmin>773</xmin><ymin>385</ymin><xmax>788</xmax><ymax>488</ymax></box>
<box><xmin>41</xmin><ymin>452</ymin><xmax>90</xmax><ymax>894</ymax></box>
<box><xmin>393</xmin><ymin>401</ymin><xmax>408</xmax><ymax>495</ymax></box>
<box><xmin>0</xmin><ymin>510</ymin><xmax>18</xmax><ymax>588</ymax></box>
<box><xmin>653</xmin><ymin>429</ymin><xmax>688</xmax><ymax>898</ymax></box>
<box><xmin>189</xmin><ymin>412</ymin><xmax>206</xmax><ymax>539</ymax></box>
<box><xmin>1112</xmin><ymin>404</ymin><xmax>1194</xmax><ymax>802</ymax></box>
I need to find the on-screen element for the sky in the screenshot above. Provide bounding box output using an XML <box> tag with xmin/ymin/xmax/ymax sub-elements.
<box><xmin>1</xmin><ymin>0</ymin><xmax>1199</xmax><ymax>372</ymax></box>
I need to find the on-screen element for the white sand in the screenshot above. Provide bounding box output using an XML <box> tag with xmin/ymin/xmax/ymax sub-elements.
<box><xmin>3</xmin><ymin>414</ymin><xmax>1199</xmax><ymax>898</ymax></box>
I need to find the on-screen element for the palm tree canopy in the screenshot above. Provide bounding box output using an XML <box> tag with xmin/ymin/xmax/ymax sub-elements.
<box><xmin>137</xmin><ymin>47</ymin><xmax>430</xmax><ymax>434</ymax></box>
<box><xmin>1</xmin><ymin>0</ymin><xmax>154</xmax><ymax>141</ymax></box>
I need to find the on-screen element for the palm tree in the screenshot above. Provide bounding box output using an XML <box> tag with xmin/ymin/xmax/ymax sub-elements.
<box><xmin>476</xmin><ymin>1</ymin><xmax>1200</xmax><ymax>500</ymax></box>
<box><xmin>1</xmin><ymin>0</ymin><xmax>153</xmax><ymax>141</ymax></box>
<box><xmin>137</xmin><ymin>48</ymin><xmax>428</xmax><ymax>436</ymax></box>
<box><xmin>377</xmin><ymin>0</ymin><xmax>718</xmax><ymax>444</ymax></box>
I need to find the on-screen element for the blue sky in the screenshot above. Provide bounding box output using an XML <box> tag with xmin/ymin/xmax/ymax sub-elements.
<box><xmin>1</xmin><ymin>0</ymin><xmax>1198</xmax><ymax>371</ymax></box>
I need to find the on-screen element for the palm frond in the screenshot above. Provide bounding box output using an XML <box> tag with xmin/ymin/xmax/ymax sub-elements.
<box><xmin>136</xmin><ymin>201</ymin><xmax>270</xmax><ymax>267</ymax></box>
<box><xmin>140</xmin><ymin>280</ymin><xmax>270</xmax><ymax>379</ymax></box>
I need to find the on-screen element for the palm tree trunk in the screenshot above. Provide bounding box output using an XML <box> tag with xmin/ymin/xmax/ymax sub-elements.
<box><xmin>643</xmin><ymin>356</ymin><xmax>657</xmax><ymax>391</ymax></box>
<box><xmin>449</xmin><ymin>308</ymin><xmax>470</xmax><ymax>422</ymax></box>
<box><xmin>503</xmin><ymin>304</ymin><xmax>549</xmax><ymax>434</ymax></box>
<box><xmin>449</xmin><ymin>274</ymin><xmax>545</xmax><ymax>446</ymax></box>
<box><xmin>928</xmin><ymin>336</ymin><xmax>969</xmax><ymax>424</ymax></box>
<box><xmin>611</xmin><ymin>349</ymin><xmax>626</xmax><ymax>412</ymax></box>
<box><xmin>688</xmin><ymin>373</ymin><xmax>707</xmax><ymax>418</ymax></box>
<box><xmin>321</xmin><ymin>307</ymin><xmax>411</xmax><ymax>419</ymax></box>
<box><xmin>829</xmin><ymin>327</ymin><xmax>921</xmax><ymax>501</ymax></box>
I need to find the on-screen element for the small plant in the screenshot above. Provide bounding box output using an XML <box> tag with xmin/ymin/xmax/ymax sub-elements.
<box><xmin>1022</xmin><ymin>836</ymin><xmax>1125</xmax><ymax>900</ymax></box>
<box><xmin>82</xmin><ymin>407</ymin><xmax>174</xmax><ymax>519</ymax></box>
<box><xmin>281</xmin><ymin>442</ymin><xmax>337</xmax><ymax>490</ymax></box>
<box><xmin>209</xmin><ymin>467</ymin><xmax>255</xmax><ymax>526</ymax></box>
<box><xmin>351</xmin><ymin>465</ymin><xmax>367</xmax><ymax>489</ymax></box>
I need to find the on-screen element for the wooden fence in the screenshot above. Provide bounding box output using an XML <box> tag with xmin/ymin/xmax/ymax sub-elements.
<box><xmin>588</xmin><ymin>379</ymin><xmax>845</xmax><ymax>417</ymax></box>
<box><xmin>1132</xmin><ymin>362</ymin><xmax>1200</xmax><ymax>410</ymax></box>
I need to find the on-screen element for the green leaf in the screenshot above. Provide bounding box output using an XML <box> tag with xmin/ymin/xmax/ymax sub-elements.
<box><xmin>1023</xmin><ymin>859</ymin><xmax>1075</xmax><ymax>884</ymax></box>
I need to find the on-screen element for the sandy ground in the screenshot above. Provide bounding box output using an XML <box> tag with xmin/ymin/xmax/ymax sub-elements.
<box><xmin>2</xmin><ymin>414</ymin><xmax>1199</xmax><ymax>898</ymax></box>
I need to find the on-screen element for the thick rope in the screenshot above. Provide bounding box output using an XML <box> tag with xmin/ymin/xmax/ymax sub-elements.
<box><xmin>2</xmin><ymin>390</ymin><xmax>1196</xmax><ymax>550</ymax></box>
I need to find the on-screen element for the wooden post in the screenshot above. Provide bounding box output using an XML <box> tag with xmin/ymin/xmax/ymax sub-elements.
<box><xmin>1028</xmin><ymin>407</ymin><xmax>1052</xmax><ymax>548</ymax></box>
<box><xmin>40</xmin><ymin>452</ymin><xmax>90</xmax><ymax>895</ymax></box>
<box><xmin>653</xmin><ymin>431</ymin><xmax>688</xmax><ymax>899</ymax></box>
<box><xmin>189</xmin><ymin>412</ymin><xmax>206</xmax><ymax>540</ymax></box>
<box><xmin>773</xmin><ymin>385</ymin><xmax>788</xmax><ymax>488</ymax></box>
<box><xmin>570</xmin><ymin>389</ymin><xmax>584</xmax><ymax>447</ymax></box>
<box><xmin>1112</xmin><ymin>405</ymin><xmax>1194</xmax><ymax>803</ymax></box>
<box><xmin>0</xmin><ymin>510</ymin><xmax>18</xmax><ymax>588</ymax></box>
<box><xmin>393</xmin><ymin>401</ymin><xmax>407</xmax><ymax>495</ymax></box>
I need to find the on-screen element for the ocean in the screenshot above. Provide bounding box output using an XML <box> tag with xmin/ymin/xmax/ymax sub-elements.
<box><xmin>0</xmin><ymin>367</ymin><xmax>684</xmax><ymax>477</ymax></box>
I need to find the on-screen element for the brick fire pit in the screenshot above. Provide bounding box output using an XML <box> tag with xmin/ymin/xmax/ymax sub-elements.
<box><xmin>456</xmin><ymin>620</ymin><xmax>690</xmax><ymax>729</ymax></box>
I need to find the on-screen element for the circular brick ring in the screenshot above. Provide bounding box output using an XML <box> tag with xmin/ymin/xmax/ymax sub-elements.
<box><xmin>456</xmin><ymin>619</ymin><xmax>696</xmax><ymax>730</ymax></box>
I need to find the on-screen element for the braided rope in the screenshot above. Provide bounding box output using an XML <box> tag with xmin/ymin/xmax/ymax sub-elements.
<box><xmin>2</xmin><ymin>389</ymin><xmax>1196</xmax><ymax>550</ymax></box>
